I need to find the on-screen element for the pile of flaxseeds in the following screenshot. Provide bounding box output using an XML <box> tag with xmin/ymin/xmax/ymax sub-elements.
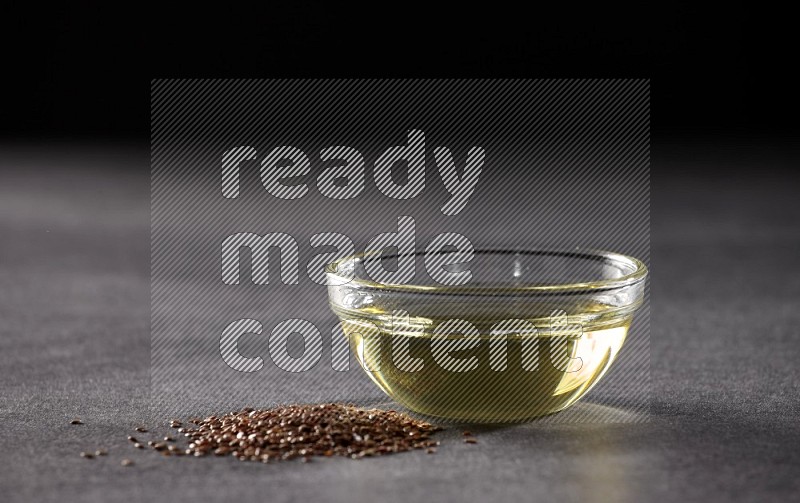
<box><xmin>74</xmin><ymin>403</ymin><xmax>445</xmax><ymax>465</ymax></box>
<box><xmin>173</xmin><ymin>403</ymin><xmax>442</xmax><ymax>462</ymax></box>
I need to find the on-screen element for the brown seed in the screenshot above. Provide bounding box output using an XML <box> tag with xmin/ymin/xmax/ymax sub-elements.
<box><xmin>463</xmin><ymin>431</ymin><xmax>472</xmax><ymax>436</ymax></box>
<box><xmin>70</xmin><ymin>419</ymin><xmax>84</xmax><ymax>425</ymax></box>
<box><xmin>426</xmin><ymin>448</ymin><xmax>437</xmax><ymax>454</ymax></box>
<box><xmin>465</xmin><ymin>438</ymin><xmax>478</xmax><ymax>444</ymax></box>
<box><xmin>127</xmin><ymin>436</ymin><xmax>138</xmax><ymax>443</ymax></box>
<box><xmin>154</xmin><ymin>404</ymin><xmax>441</xmax><ymax>463</ymax></box>
<box><xmin>135</xmin><ymin>426</ymin><xmax>148</xmax><ymax>433</ymax></box>
<box><xmin>80</xmin><ymin>452</ymin><xmax>94</xmax><ymax>459</ymax></box>
<box><xmin>163</xmin><ymin>436</ymin><xmax>174</xmax><ymax>442</ymax></box>
<box><xmin>121</xmin><ymin>459</ymin><xmax>134</xmax><ymax>466</ymax></box>
<box><xmin>95</xmin><ymin>449</ymin><xmax>108</xmax><ymax>456</ymax></box>
<box><xmin>133</xmin><ymin>443</ymin><xmax>144</xmax><ymax>449</ymax></box>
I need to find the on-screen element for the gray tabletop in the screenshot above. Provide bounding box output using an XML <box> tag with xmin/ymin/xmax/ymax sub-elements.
<box><xmin>1</xmin><ymin>142</ymin><xmax>798</xmax><ymax>503</ymax></box>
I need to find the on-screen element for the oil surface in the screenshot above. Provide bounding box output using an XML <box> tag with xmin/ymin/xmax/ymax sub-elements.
<box><xmin>335</xmin><ymin>300</ymin><xmax>633</xmax><ymax>422</ymax></box>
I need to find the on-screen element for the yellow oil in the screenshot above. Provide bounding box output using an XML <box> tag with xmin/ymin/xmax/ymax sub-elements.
<box><xmin>335</xmin><ymin>301</ymin><xmax>633</xmax><ymax>422</ymax></box>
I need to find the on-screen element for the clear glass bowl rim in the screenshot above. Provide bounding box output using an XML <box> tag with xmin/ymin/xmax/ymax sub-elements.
<box><xmin>325</xmin><ymin>248</ymin><xmax>648</xmax><ymax>295</ymax></box>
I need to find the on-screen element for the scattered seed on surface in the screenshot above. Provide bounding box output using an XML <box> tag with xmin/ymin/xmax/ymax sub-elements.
<box><xmin>95</xmin><ymin>449</ymin><xmax>108</xmax><ymax>456</ymax></box>
<box><xmin>427</xmin><ymin>448</ymin><xmax>437</xmax><ymax>454</ymax></box>
<box><xmin>127</xmin><ymin>436</ymin><xmax>137</xmax><ymax>443</ymax></box>
<box><xmin>70</xmin><ymin>419</ymin><xmax>84</xmax><ymax>425</ymax></box>
<box><xmin>161</xmin><ymin>404</ymin><xmax>441</xmax><ymax>463</ymax></box>
<box><xmin>163</xmin><ymin>436</ymin><xmax>174</xmax><ymax>442</ymax></box>
<box><xmin>121</xmin><ymin>459</ymin><xmax>134</xmax><ymax>466</ymax></box>
<box><xmin>80</xmin><ymin>452</ymin><xmax>94</xmax><ymax>459</ymax></box>
<box><xmin>463</xmin><ymin>431</ymin><xmax>472</xmax><ymax>436</ymax></box>
<box><xmin>135</xmin><ymin>427</ymin><xmax>148</xmax><ymax>433</ymax></box>
<box><xmin>133</xmin><ymin>443</ymin><xmax>144</xmax><ymax>449</ymax></box>
<box><xmin>464</xmin><ymin>438</ymin><xmax>478</xmax><ymax>444</ymax></box>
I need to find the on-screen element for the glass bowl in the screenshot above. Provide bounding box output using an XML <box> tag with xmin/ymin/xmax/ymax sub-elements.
<box><xmin>326</xmin><ymin>249</ymin><xmax>647</xmax><ymax>422</ymax></box>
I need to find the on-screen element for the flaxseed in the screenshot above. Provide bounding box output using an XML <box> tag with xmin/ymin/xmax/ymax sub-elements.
<box><xmin>167</xmin><ymin>404</ymin><xmax>441</xmax><ymax>463</ymax></box>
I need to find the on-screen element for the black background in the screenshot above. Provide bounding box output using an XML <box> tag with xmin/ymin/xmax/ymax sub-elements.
<box><xmin>2</xmin><ymin>2</ymin><xmax>795</xmax><ymax>141</ymax></box>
